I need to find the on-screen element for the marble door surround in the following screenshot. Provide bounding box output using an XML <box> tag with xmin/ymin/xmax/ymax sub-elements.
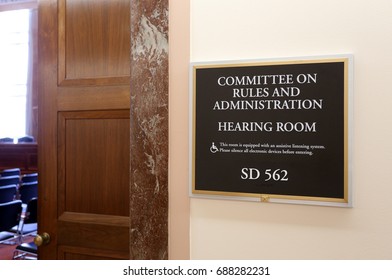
<box><xmin>130</xmin><ymin>0</ymin><xmax>169</xmax><ymax>259</ymax></box>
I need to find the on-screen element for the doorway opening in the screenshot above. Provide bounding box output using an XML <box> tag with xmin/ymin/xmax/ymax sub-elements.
<box><xmin>0</xmin><ymin>2</ymin><xmax>38</xmax><ymax>260</ymax></box>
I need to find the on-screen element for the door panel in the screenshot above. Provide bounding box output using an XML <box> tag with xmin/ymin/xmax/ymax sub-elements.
<box><xmin>61</xmin><ymin>251</ymin><xmax>121</xmax><ymax>260</ymax></box>
<box><xmin>57</xmin><ymin>212</ymin><xmax>129</xmax><ymax>260</ymax></box>
<box><xmin>58</xmin><ymin>110</ymin><xmax>129</xmax><ymax>216</ymax></box>
<box><xmin>58</xmin><ymin>0</ymin><xmax>130</xmax><ymax>85</ymax></box>
<box><xmin>38</xmin><ymin>0</ymin><xmax>130</xmax><ymax>259</ymax></box>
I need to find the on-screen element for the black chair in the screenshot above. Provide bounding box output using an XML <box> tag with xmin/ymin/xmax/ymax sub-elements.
<box><xmin>13</xmin><ymin>198</ymin><xmax>38</xmax><ymax>260</ymax></box>
<box><xmin>11</xmin><ymin>197</ymin><xmax>37</xmax><ymax>241</ymax></box>
<box><xmin>21</xmin><ymin>173</ymin><xmax>38</xmax><ymax>183</ymax></box>
<box><xmin>13</xmin><ymin>241</ymin><xmax>37</xmax><ymax>260</ymax></box>
<box><xmin>0</xmin><ymin>200</ymin><xmax>22</xmax><ymax>244</ymax></box>
<box><xmin>19</xmin><ymin>182</ymin><xmax>38</xmax><ymax>204</ymax></box>
<box><xmin>0</xmin><ymin>185</ymin><xmax>17</xmax><ymax>203</ymax></box>
<box><xmin>0</xmin><ymin>175</ymin><xmax>20</xmax><ymax>187</ymax></box>
<box><xmin>0</xmin><ymin>137</ymin><xmax>13</xmax><ymax>143</ymax></box>
<box><xmin>0</xmin><ymin>168</ymin><xmax>21</xmax><ymax>178</ymax></box>
<box><xmin>17</xmin><ymin>136</ymin><xmax>35</xmax><ymax>143</ymax></box>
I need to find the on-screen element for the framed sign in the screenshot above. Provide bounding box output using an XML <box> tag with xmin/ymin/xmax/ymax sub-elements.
<box><xmin>189</xmin><ymin>55</ymin><xmax>353</xmax><ymax>207</ymax></box>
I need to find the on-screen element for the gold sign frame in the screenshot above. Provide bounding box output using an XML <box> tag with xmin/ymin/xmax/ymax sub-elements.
<box><xmin>189</xmin><ymin>55</ymin><xmax>353</xmax><ymax>207</ymax></box>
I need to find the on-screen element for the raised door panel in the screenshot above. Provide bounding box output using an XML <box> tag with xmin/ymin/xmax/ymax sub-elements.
<box><xmin>60</xmin><ymin>248</ymin><xmax>123</xmax><ymax>260</ymax></box>
<box><xmin>57</xmin><ymin>212</ymin><xmax>129</xmax><ymax>259</ymax></box>
<box><xmin>58</xmin><ymin>0</ymin><xmax>130</xmax><ymax>86</ymax></box>
<box><xmin>58</xmin><ymin>110</ymin><xmax>129</xmax><ymax>216</ymax></box>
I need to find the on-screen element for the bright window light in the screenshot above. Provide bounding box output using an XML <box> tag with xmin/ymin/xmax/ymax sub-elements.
<box><xmin>0</xmin><ymin>9</ymin><xmax>30</xmax><ymax>140</ymax></box>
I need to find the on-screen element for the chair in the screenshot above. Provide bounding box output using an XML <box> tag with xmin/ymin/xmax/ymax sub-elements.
<box><xmin>21</xmin><ymin>172</ymin><xmax>38</xmax><ymax>183</ymax></box>
<box><xmin>13</xmin><ymin>198</ymin><xmax>38</xmax><ymax>260</ymax></box>
<box><xmin>17</xmin><ymin>136</ymin><xmax>35</xmax><ymax>143</ymax></box>
<box><xmin>0</xmin><ymin>185</ymin><xmax>17</xmax><ymax>203</ymax></box>
<box><xmin>19</xmin><ymin>182</ymin><xmax>38</xmax><ymax>204</ymax></box>
<box><xmin>0</xmin><ymin>200</ymin><xmax>22</xmax><ymax>244</ymax></box>
<box><xmin>11</xmin><ymin>197</ymin><xmax>37</xmax><ymax>240</ymax></box>
<box><xmin>0</xmin><ymin>137</ymin><xmax>13</xmax><ymax>143</ymax></box>
<box><xmin>13</xmin><ymin>241</ymin><xmax>37</xmax><ymax>260</ymax></box>
<box><xmin>0</xmin><ymin>168</ymin><xmax>21</xmax><ymax>178</ymax></box>
<box><xmin>0</xmin><ymin>175</ymin><xmax>20</xmax><ymax>187</ymax></box>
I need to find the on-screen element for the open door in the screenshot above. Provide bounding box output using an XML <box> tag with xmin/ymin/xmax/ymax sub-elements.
<box><xmin>37</xmin><ymin>0</ymin><xmax>130</xmax><ymax>259</ymax></box>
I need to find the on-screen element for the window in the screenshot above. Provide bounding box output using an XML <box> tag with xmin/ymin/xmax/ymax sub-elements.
<box><xmin>0</xmin><ymin>9</ymin><xmax>30</xmax><ymax>140</ymax></box>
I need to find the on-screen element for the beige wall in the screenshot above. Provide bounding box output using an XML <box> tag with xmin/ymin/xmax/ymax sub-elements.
<box><xmin>170</xmin><ymin>0</ymin><xmax>392</xmax><ymax>259</ymax></box>
<box><xmin>169</xmin><ymin>0</ymin><xmax>191</xmax><ymax>260</ymax></box>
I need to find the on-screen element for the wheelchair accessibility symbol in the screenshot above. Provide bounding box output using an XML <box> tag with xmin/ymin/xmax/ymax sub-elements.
<box><xmin>210</xmin><ymin>142</ymin><xmax>219</xmax><ymax>153</ymax></box>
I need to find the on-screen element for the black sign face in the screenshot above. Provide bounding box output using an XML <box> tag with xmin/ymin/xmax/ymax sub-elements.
<box><xmin>190</xmin><ymin>57</ymin><xmax>352</xmax><ymax>206</ymax></box>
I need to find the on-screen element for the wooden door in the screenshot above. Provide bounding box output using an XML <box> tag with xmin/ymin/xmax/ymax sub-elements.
<box><xmin>38</xmin><ymin>0</ymin><xmax>130</xmax><ymax>259</ymax></box>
